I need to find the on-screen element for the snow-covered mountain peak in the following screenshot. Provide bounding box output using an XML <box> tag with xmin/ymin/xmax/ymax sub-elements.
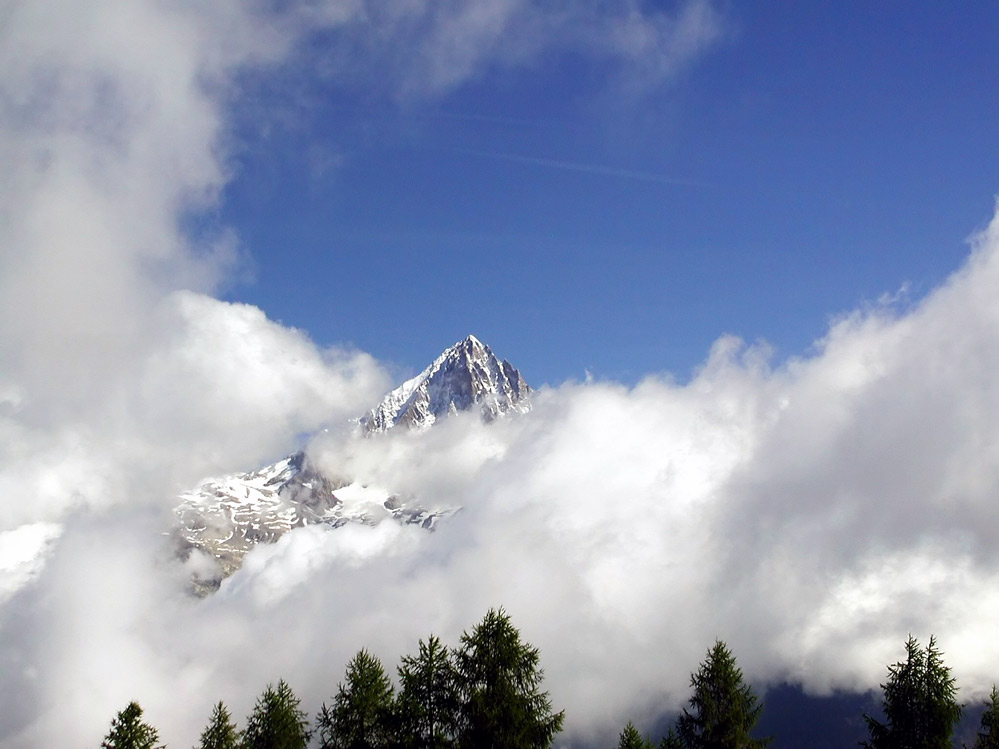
<box><xmin>175</xmin><ymin>448</ymin><xmax>451</xmax><ymax>593</ymax></box>
<box><xmin>175</xmin><ymin>336</ymin><xmax>528</xmax><ymax>592</ymax></box>
<box><xmin>360</xmin><ymin>335</ymin><xmax>531</xmax><ymax>433</ymax></box>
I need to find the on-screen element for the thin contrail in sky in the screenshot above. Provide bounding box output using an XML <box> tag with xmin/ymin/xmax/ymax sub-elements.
<box><xmin>452</xmin><ymin>147</ymin><xmax>711</xmax><ymax>187</ymax></box>
<box><xmin>327</xmin><ymin>105</ymin><xmax>558</xmax><ymax>129</ymax></box>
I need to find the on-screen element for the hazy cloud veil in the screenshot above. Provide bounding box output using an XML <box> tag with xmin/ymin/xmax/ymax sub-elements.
<box><xmin>2</xmin><ymin>1</ymin><xmax>999</xmax><ymax>747</ymax></box>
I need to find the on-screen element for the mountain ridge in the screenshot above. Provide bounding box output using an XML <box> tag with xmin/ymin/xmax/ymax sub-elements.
<box><xmin>175</xmin><ymin>335</ymin><xmax>530</xmax><ymax>592</ymax></box>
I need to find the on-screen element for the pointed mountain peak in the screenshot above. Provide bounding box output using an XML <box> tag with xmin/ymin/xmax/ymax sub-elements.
<box><xmin>438</xmin><ymin>334</ymin><xmax>486</xmax><ymax>360</ymax></box>
<box><xmin>360</xmin><ymin>336</ymin><xmax>530</xmax><ymax>433</ymax></box>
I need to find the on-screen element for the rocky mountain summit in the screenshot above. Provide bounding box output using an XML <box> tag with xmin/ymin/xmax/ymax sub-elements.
<box><xmin>175</xmin><ymin>336</ymin><xmax>529</xmax><ymax>592</ymax></box>
<box><xmin>175</xmin><ymin>450</ymin><xmax>449</xmax><ymax>592</ymax></box>
<box><xmin>360</xmin><ymin>335</ymin><xmax>531</xmax><ymax>433</ymax></box>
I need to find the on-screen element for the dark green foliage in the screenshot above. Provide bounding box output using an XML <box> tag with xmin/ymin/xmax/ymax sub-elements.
<box><xmin>454</xmin><ymin>608</ymin><xmax>565</xmax><ymax>749</ymax></box>
<box><xmin>862</xmin><ymin>635</ymin><xmax>961</xmax><ymax>749</ymax></box>
<box><xmin>243</xmin><ymin>679</ymin><xmax>311</xmax><ymax>749</ymax></box>
<box><xmin>100</xmin><ymin>701</ymin><xmax>161</xmax><ymax>749</ymax></box>
<box><xmin>198</xmin><ymin>701</ymin><xmax>241</xmax><ymax>749</ymax></box>
<box><xmin>616</xmin><ymin>721</ymin><xmax>655</xmax><ymax>749</ymax></box>
<box><xmin>396</xmin><ymin>635</ymin><xmax>460</xmax><ymax>749</ymax></box>
<box><xmin>970</xmin><ymin>686</ymin><xmax>999</xmax><ymax>749</ymax></box>
<box><xmin>317</xmin><ymin>649</ymin><xmax>396</xmax><ymax>749</ymax></box>
<box><xmin>660</xmin><ymin>727</ymin><xmax>684</xmax><ymax>749</ymax></box>
<box><xmin>93</xmin><ymin>610</ymin><xmax>568</xmax><ymax>749</ymax></box>
<box><xmin>675</xmin><ymin>640</ymin><xmax>770</xmax><ymax>749</ymax></box>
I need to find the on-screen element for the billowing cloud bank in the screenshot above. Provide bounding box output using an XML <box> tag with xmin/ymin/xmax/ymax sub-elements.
<box><xmin>2</xmin><ymin>0</ymin><xmax>999</xmax><ymax>746</ymax></box>
<box><xmin>290</xmin><ymin>217</ymin><xmax>999</xmax><ymax>739</ymax></box>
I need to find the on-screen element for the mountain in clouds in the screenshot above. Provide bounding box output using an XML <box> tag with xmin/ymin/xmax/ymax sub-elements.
<box><xmin>175</xmin><ymin>450</ymin><xmax>450</xmax><ymax>593</ymax></box>
<box><xmin>175</xmin><ymin>336</ymin><xmax>529</xmax><ymax>591</ymax></box>
<box><xmin>360</xmin><ymin>335</ymin><xmax>531</xmax><ymax>433</ymax></box>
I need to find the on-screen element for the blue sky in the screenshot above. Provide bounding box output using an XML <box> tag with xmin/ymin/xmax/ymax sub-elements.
<box><xmin>216</xmin><ymin>2</ymin><xmax>998</xmax><ymax>386</ymax></box>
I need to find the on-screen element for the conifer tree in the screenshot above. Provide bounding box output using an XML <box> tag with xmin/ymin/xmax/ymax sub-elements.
<box><xmin>616</xmin><ymin>721</ymin><xmax>655</xmax><ymax>749</ymax></box>
<box><xmin>863</xmin><ymin>635</ymin><xmax>961</xmax><ymax>749</ymax></box>
<box><xmin>675</xmin><ymin>640</ymin><xmax>770</xmax><ymax>749</ymax></box>
<box><xmin>317</xmin><ymin>649</ymin><xmax>395</xmax><ymax>749</ymax></box>
<box><xmin>396</xmin><ymin>635</ymin><xmax>460</xmax><ymax>749</ymax></box>
<box><xmin>971</xmin><ymin>685</ymin><xmax>999</xmax><ymax>749</ymax></box>
<box><xmin>100</xmin><ymin>701</ymin><xmax>161</xmax><ymax>749</ymax></box>
<box><xmin>454</xmin><ymin>608</ymin><xmax>564</xmax><ymax>749</ymax></box>
<box><xmin>243</xmin><ymin>679</ymin><xmax>311</xmax><ymax>749</ymax></box>
<box><xmin>198</xmin><ymin>701</ymin><xmax>241</xmax><ymax>749</ymax></box>
<box><xmin>660</xmin><ymin>726</ymin><xmax>684</xmax><ymax>749</ymax></box>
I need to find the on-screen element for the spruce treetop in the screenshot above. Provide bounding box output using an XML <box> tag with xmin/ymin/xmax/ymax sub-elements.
<box><xmin>675</xmin><ymin>640</ymin><xmax>770</xmax><ymax>749</ymax></box>
<box><xmin>863</xmin><ymin>635</ymin><xmax>961</xmax><ymax>749</ymax></box>
<box><xmin>243</xmin><ymin>679</ymin><xmax>311</xmax><ymax>749</ymax></box>
<box><xmin>101</xmin><ymin>701</ymin><xmax>162</xmax><ymax>749</ymax></box>
<box><xmin>198</xmin><ymin>701</ymin><xmax>241</xmax><ymax>749</ymax></box>
<box><xmin>396</xmin><ymin>634</ymin><xmax>460</xmax><ymax>749</ymax></box>
<box><xmin>971</xmin><ymin>685</ymin><xmax>999</xmax><ymax>749</ymax></box>
<box><xmin>454</xmin><ymin>607</ymin><xmax>564</xmax><ymax>749</ymax></box>
<box><xmin>616</xmin><ymin>721</ymin><xmax>655</xmax><ymax>749</ymax></box>
<box><xmin>317</xmin><ymin>648</ymin><xmax>395</xmax><ymax>749</ymax></box>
